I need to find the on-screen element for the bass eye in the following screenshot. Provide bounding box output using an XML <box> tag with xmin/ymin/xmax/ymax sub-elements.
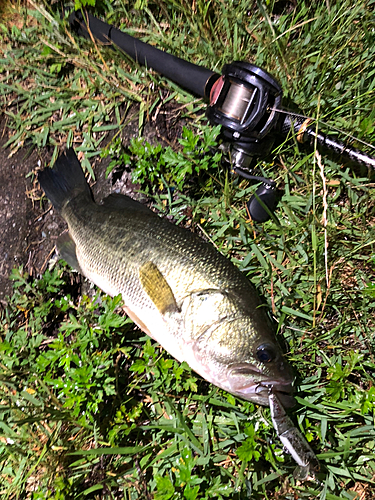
<box><xmin>256</xmin><ymin>344</ymin><xmax>276</xmax><ymax>363</ymax></box>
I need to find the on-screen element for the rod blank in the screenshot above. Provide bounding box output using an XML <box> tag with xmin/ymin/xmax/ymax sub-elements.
<box><xmin>281</xmin><ymin>113</ymin><xmax>375</xmax><ymax>171</ymax></box>
<box><xmin>69</xmin><ymin>11</ymin><xmax>218</xmax><ymax>98</ymax></box>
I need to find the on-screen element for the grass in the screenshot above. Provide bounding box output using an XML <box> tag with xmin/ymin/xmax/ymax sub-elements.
<box><xmin>1</xmin><ymin>0</ymin><xmax>375</xmax><ymax>498</ymax></box>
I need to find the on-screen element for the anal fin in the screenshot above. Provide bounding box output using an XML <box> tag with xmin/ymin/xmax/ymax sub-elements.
<box><xmin>57</xmin><ymin>232</ymin><xmax>82</xmax><ymax>273</ymax></box>
<box><xmin>122</xmin><ymin>305</ymin><xmax>153</xmax><ymax>338</ymax></box>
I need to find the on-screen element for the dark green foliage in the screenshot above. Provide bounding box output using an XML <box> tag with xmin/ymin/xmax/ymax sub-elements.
<box><xmin>103</xmin><ymin>124</ymin><xmax>221</xmax><ymax>192</ymax></box>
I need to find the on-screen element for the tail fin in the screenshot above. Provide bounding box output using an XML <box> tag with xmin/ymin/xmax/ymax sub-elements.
<box><xmin>38</xmin><ymin>149</ymin><xmax>92</xmax><ymax>212</ymax></box>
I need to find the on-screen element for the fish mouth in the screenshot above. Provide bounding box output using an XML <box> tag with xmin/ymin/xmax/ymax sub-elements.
<box><xmin>227</xmin><ymin>364</ymin><xmax>295</xmax><ymax>407</ymax></box>
<box><xmin>239</xmin><ymin>380</ymin><xmax>295</xmax><ymax>408</ymax></box>
<box><xmin>256</xmin><ymin>381</ymin><xmax>295</xmax><ymax>408</ymax></box>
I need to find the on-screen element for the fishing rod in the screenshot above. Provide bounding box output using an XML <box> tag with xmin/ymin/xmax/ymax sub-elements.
<box><xmin>69</xmin><ymin>11</ymin><xmax>375</xmax><ymax>222</ymax></box>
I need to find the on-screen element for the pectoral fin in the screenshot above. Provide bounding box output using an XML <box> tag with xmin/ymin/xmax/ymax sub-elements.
<box><xmin>57</xmin><ymin>232</ymin><xmax>82</xmax><ymax>273</ymax></box>
<box><xmin>139</xmin><ymin>261</ymin><xmax>178</xmax><ymax>315</ymax></box>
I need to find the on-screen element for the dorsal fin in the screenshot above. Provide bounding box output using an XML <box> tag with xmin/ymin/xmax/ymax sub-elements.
<box><xmin>101</xmin><ymin>193</ymin><xmax>157</xmax><ymax>216</ymax></box>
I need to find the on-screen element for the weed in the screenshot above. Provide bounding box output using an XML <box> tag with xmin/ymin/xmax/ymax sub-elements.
<box><xmin>1</xmin><ymin>0</ymin><xmax>375</xmax><ymax>499</ymax></box>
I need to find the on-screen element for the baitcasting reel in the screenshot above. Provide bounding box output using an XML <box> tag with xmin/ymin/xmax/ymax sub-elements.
<box><xmin>69</xmin><ymin>11</ymin><xmax>375</xmax><ymax>222</ymax></box>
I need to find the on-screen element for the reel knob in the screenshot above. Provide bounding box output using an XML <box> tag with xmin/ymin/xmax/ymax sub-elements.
<box><xmin>247</xmin><ymin>182</ymin><xmax>277</xmax><ymax>222</ymax></box>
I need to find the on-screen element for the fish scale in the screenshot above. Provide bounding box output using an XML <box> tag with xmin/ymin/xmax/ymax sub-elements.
<box><xmin>38</xmin><ymin>148</ymin><xmax>295</xmax><ymax>407</ymax></box>
<box><xmin>65</xmin><ymin>195</ymin><xmax>247</xmax><ymax>304</ymax></box>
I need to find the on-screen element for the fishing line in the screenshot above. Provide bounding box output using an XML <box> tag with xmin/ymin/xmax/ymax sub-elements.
<box><xmin>270</xmin><ymin>107</ymin><xmax>375</xmax><ymax>152</ymax></box>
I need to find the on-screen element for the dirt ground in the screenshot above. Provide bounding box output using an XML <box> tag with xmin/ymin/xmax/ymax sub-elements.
<box><xmin>0</xmin><ymin>100</ymin><xmax>184</xmax><ymax>305</ymax></box>
<box><xmin>0</xmin><ymin>127</ymin><xmax>57</xmax><ymax>304</ymax></box>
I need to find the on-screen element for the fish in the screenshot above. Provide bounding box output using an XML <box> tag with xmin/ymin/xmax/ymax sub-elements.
<box><xmin>38</xmin><ymin>148</ymin><xmax>295</xmax><ymax>407</ymax></box>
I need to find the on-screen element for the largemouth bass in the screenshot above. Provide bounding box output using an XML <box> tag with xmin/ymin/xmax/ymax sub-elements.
<box><xmin>38</xmin><ymin>149</ymin><xmax>294</xmax><ymax>407</ymax></box>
